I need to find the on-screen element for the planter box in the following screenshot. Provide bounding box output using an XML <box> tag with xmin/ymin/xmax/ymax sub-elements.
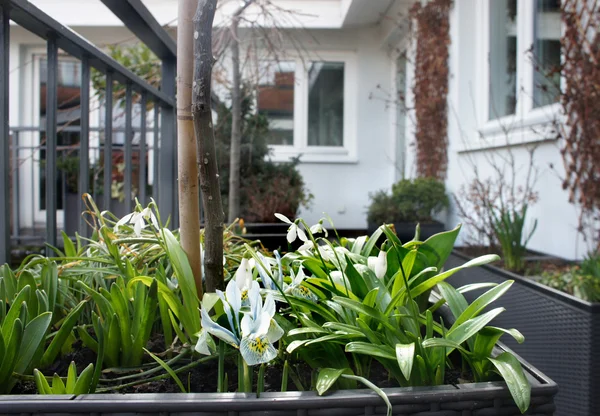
<box><xmin>446</xmin><ymin>251</ymin><xmax>599</xmax><ymax>416</ymax></box>
<box><xmin>0</xmin><ymin>344</ymin><xmax>556</xmax><ymax>415</ymax></box>
<box><xmin>368</xmin><ymin>221</ymin><xmax>445</xmax><ymax>243</ymax></box>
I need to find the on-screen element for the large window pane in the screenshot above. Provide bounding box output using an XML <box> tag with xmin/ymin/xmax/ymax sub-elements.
<box><xmin>489</xmin><ymin>0</ymin><xmax>518</xmax><ymax>119</ymax></box>
<box><xmin>308</xmin><ymin>62</ymin><xmax>344</xmax><ymax>147</ymax></box>
<box><xmin>257</xmin><ymin>61</ymin><xmax>295</xmax><ymax>146</ymax></box>
<box><xmin>534</xmin><ymin>0</ymin><xmax>561</xmax><ymax>107</ymax></box>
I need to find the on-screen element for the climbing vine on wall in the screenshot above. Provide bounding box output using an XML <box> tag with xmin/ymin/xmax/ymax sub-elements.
<box><xmin>559</xmin><ymin>0</ymin><xmax>600</xmax><ymax>247</ymax></box>
<box><xmin>409</xmin><ymin>0</ymin><xmax>452</xmax><ymax>180</ymax></box>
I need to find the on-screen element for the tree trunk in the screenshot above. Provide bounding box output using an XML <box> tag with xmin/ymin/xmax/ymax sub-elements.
<box><xmin>192</xmin><ymin>0</ymin><xmax>224</xmax><ymax>292</ymax></box>
<box><xmin>227</xmin><ymin>18</ymin><xmax>242</xmax><ymax>222</ymax></box>
<box><xmin>177</xmin><ymin>0</ymin><xmax>203</xmax><ymax>300</ymax></box>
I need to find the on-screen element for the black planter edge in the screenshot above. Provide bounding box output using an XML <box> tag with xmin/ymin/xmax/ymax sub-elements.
<box><xmin>453</xmin><ymin>249</ymin><xmax>600</xmax><ymax>312</ymax></box>
<box><xmin>0</xmin><ymin>344</ymin><xmax>557</xmax><ymax>413</ymax></box>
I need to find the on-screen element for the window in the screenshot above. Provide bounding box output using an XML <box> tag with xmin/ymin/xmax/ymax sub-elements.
<box><xmin>481</xmin><ymin>0</ymin><xmax>562</xmax><ymax>129</ymax></box>
<box><xmin>489</xmin><ymin>0</ymin><xmax>518</xmax><ymax>119</ymax></box>
<box><xmin>257</xmin><ymin>61</ymin><xmax>295</xmax><ymax>146</ymax></box>
<box><xmin>307</xmin><ymin>62</ymin><xmax>344</xmax><ymax>146</ymax></box>
<box><xmin>259</xmin><ymin>53</ymin><xmax>356</xmax><ymax>163</ymax></box>
<box><xmin>534</xmin><ymin>0</ymin><xmax>561</xmax><ymax>107</ymax></box>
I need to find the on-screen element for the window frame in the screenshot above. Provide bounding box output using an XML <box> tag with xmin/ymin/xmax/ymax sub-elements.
<box><xmin>267</xmin><ymin>51</ymin><xmax>358</xmax><ymax>164</ymax></box>
<box><xmin>475</xmin><ymin>0</ymin><xmax>562</xmax><ymax>146</ymax></box>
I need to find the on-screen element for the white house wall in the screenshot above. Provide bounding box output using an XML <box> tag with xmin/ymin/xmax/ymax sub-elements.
<box><xmin>443</xmin><ymin>0</ymin><xmax>587</xmax><ymax>260</ymax></box>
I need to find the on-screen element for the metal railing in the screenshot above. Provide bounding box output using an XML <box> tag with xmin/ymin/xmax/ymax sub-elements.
<box><xmin>0</xmin><ymin>0</ymin><xmax>178</xmax><ymax>264</ymax></box>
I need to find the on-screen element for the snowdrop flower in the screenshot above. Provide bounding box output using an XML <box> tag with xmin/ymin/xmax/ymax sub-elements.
<box><xmin>274</xmin><ymin>213</ymin><xmax>307</xmax><ymax>243</ymax></box>
<box><xmin>115</xmin><ymin>207</ymin><xmax>159</xmax><ymax>236</ymax></box>
<box><xmin>368</xmin><ymin>250</ymin><xmax>388</xmax><ymax>280</ymax></box>
<box><xmin>309</xmin><ymin>221</ymin><xmax>328</xmax><ymax>237</ymax></box>
<box><xmin>195</xmin><ymin>280</ymin><xmax>283</xmax><ymax>366</ymax></box>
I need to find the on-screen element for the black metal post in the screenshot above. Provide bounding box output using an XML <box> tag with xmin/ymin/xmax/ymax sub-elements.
<box><xmin>159</xmin><ymin>58</ymin><xmax>176</xmax><ymax>224</ymax></box>
<box><xmin>124</xmin><ymin>82</ymin><xmax>133</xmax><ymax>214</ymax></box>
<box><xmin>11</xmin><ymin>132</ymin><xmax>19</xmax><ymax>239</ymax></box>
<box><xmin>45</xmin><ymin>37</ymin><xmax>58</xmax><ymax>248</ymax></box>
<box><xmin>153</xmin><ymin>101</ymin><xmax>159</xmax><ymax>203</ymax></box>
<box><xmin>103</xmin><ymin>72</ymin><xmax>113</xmax><ymax>212</ymax></box>
<box><xmin>0</xmin><ymin>4</ymin><xmax>9</xmax><ymax>265</ymax></box>
<box><xmin>78</xmin><ymin>55</ymin><xmax>90</xmax><ymax>237</ymax></box>
<box><xmin>139</xmin><ymin>92</ymin><xmax>147</xmax><ymax>205</ymax></box>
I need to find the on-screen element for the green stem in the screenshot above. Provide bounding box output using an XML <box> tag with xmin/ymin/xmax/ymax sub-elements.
<box><xmin>281</xmin><ymin>360</ymin><xmax>289</xmax><ymax>392</ymax></box>
<box><xmin>218</xmin><ymin>341</ymin><xmax>225</xmax><ymax>392</ymax></box>
<box><xmin>257</xmin><ymin>364</ymin><xmax>265</xmax><ymax>397</ymax></box>
<box><xmin>243</xmin><ymin>359</ymin><xmax>252</xmax><ymax>393</ymax></box>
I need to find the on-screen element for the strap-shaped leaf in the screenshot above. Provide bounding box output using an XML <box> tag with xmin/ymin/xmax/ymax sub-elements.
<box><xmin>316</xmin><ymin>368</ymin><xmax>350</xmax><ymax>395</ymax></box>
<box><xmin>40</xmin><ymin>301</ymin><xmax>86</xmax><ymax>368</ymax></box>
<box><xmin>14</xmin><ymin>311</ymin><xmax>52</xmax><ymax>375</ymax></box>
<box><xmin>489</xmin><ymin>352</ymin><xmax>531</xmax><ymax>414</ymax></box>
<box><xmin>396</xmin><ymin>343</ymin><xmax>415</xmax><ymax>381</ymax></box>
<box><xmin>447</xmin><ymin>307</ymin><xmax>505</xmax><ymax>346</ymax></box>
<box><xmin>345</xmin><ymin>342</ymin><xmax>396</xmax><ymax>360</ymax></box>
<box><xmin>450</xmin><ymin>281</ymin><xmax>513</xmax><ymax>331</ymax></box>
<box><xmin>33</xmin><ymin>369</ymin><xmax>52</xmax><ymax>394</ymax></box>
<box><xmin>73</xmin><ymin>363</ymin><xmax>95</xmax><ymax>395</ymax></box>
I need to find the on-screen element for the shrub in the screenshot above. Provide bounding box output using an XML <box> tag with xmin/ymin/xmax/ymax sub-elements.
<box><xmin>368</xmin><ymin>177</ymin><xmax>449</xmax><ymax>225</ymax></box>
<box><xmin>540</xmin><ymin>251</ymin><xmax>600</xmax><ymax>302</ymax></box>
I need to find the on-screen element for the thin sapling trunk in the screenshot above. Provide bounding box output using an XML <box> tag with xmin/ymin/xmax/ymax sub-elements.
<box><xmin>177</xmin><ymin>0</ymin><xmax>203</xmax><ymax>300</ymax></box>
<box><xmin>192</xmin><ymin>0</ymin><xmax>224</xmax><ymax>292</ymax></box>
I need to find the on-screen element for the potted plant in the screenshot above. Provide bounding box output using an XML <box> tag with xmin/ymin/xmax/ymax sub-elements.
<box><xmin>0</xmin><ymin>201</ymin><xmax>557</xmax><ymax>415</ymax></box>
<box><xmin>367</xmin><ymin>177</ymin><xmax>449</xmax><ymax>242</ymax></box>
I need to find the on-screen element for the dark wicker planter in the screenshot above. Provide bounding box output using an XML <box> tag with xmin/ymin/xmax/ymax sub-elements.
<box><xmin>446</xmin><ymin>251</ymin><xmax>599</xmax><ymax>416</ymax></box>
<box><xmin>367</xmin><ymin>221</ymin><xmax>445</xmax><ymax>243</ymax></box>
<box><xmin>0</xmin><ymin>345</ymin><xmax>556</xmax><ymax>415</ymax></box>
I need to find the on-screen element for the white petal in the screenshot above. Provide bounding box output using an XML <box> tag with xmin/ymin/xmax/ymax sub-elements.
<box><xmin>263</xmin><ymin>294</ymin><xmax>276</xmax><ymax>318</ymax></box>
<box><xmin>286</xmin><ymin>225</ymin><xmax>297</xmax><ymax>243</ymax></box>
<box><xmin>256</xmin><ymin>311</ymin><xmax>272</xmax><ymax>336</ymax></box>
<box><xmin>297</xmin><ymin>226</ymin><xmax>308</xmax><ymax>242</ymax></box>
<box><xmin>235</xmin><ymin>258</ymin><xmax>252</xmax><ymax>290</ymax></box>
<box><xmin>274</xmin><ymin>213</ymin><xmax>292</xmax><ymax>224</ymax></box>
<box><xmin>226</xmin><ymin>279</ymin><xmax>242</xmax><ymax>317</ymax></box>
<box><xmin>115</xmin><ymin>213</ymin><xmax>134</xmax><ymax>228</ymax></box>
<box><xmin>134</xmin><ymin>219</ymin><xmax>143</xmax><ymax>237</ymax></box>
<box><xmin>194</xmin><ymin>329</ymin><xmax>212</xmax><ymax>355</ymax></box>
<box><xmin>240</xmin><ymin>335</ymin><xmax>277</xmax><ymax>366</ymax></box>
<box><xmin>201</xmin><ymin>308</ymin><xmax>239</xmax><ymax>347</ymax></box>
<box><xmin>248</xmin><ymin>281</ymin><xmax>262</xmax><ymax>319</ymax></box>
<box><xmin>367</xmin><ymin>256</ymin><xmax>377</xmax><ymax>273</ymax></box>
<box><xmin>267</xmin><ymin>318</ymin><xmax>285</xmax><ymax>343</ymax></box>
<box><xmin>240</xmin><ymin>313</ymin><xmax>254</xmax><ymax>338</ymax></box>
<box><xmin>375</xmin><ymin>251</ymin><xmax>388</xmax><ymax>280</ymax></box>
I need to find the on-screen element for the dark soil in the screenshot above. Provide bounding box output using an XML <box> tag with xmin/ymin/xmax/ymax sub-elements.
<box><xmin>456</xmin><ymin>246</ymin><xmax>572</xmax><ymax>277</ymax></box>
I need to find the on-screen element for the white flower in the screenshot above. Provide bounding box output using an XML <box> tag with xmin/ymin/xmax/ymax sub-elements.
<box><xmin>115</xmin><ymin>207</ymin><xmax>159</xmax><ymax>236</ymax></box>
<box><xmin>286</xmin><ymin>267</ymin><xmax>317</xmax><ymax>301</ymax></box>
<box><xmin>368</xmin><ymin>250</ymin><xmax>388</xmax><ymax>280</ymax></box>
<box><xmin>195</xmin><ymin>279</ymin><xmax>283</xmax><ymax>366</ymax></box>
<box><xmin>274</xmin><ymin>213</ymin><xmax>307</xmax><ymax>243</ymax></box>
<box><xmin>234</xmin><ymin>258</ymin><xmax>254</xmax><ymax>306</ymax></box>
<box><xmin>310</xmin><ymin>222</ymin><xmax>328</xmax><ymax>237</ymax></box>
<box><xmin>256</xmin><ymin>250</ymin><xmax>282</xmax><ymax>291</ymax></box>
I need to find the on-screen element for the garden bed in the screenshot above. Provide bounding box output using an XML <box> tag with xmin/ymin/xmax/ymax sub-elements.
<box><xmin>0</xmin><ymin>343</ymin><xmax>557</xmax><ymax>416</ymax></box>
<box><xmin>446</xmin><ymin>250</ymin><xmax>599</xmax><ymax>416</ymax></box>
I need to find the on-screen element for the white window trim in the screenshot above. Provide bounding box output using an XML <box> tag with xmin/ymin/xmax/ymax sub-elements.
<box><xmin>268</xmin><ymin>51</ymin><xmax>358</xmax><ymax>164</ymax></box>
<box><xmin>469</xmin><ymin>0</ymin><xmax>563</xmax><ymax>151</ymax></box>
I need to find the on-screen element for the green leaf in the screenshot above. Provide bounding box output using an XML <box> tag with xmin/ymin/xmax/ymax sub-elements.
<box><xmin>341</xmin><ymin>374</ymin><xmax>392</xmax><ymax>416</ymax></box>
<box><xmin>447</xmin><ymin>307</ymin><xmax>505</xmax><ymax>346</ymax></box>
<box><xmin>344</xmin><ymin>256</ymin><xmax>369</xmax><ymax>299</ymax></box>
<box><xmin>73</xmin><ymin>363</ymin><xmax>94</xmax><ymax>395</ymax></box>
<box><xmin>0</xmin><ymin>319</ymin><xmax>23</xmax><ymax>390</ymax></box>
<box><xmin>144</xmin><ymin>347</ymin><xmax>187</xmax><ymax>393</ymax></box>
<box><xmin>316</xmin><ymin>368</ymin><xmax>348</xmax><ymax>395</ymax></box>
<box><xmin>395</xmin><ymin>343</ymin><xmax>414</xmax><ymax>381</ymax></box>
<box><xmin>34</xmin><ymin>369</ymin><xmax>52</xmax><ymax>394</ymax></box>
<box><xmin>51</xmin><ymin>373</ymin><xmax>66</xmax><ymax>394</ymax></box>
<box><xmin>451</xmin><ymin>281</ymin><xmax>513</xmax><ymax>330</ymax></box>
<box><xmin>420</xmin><ymin>225</ymin><xmax>461</xmax><ymax>269</ymax></box>
<box><xmin>40</xmin><ymin>301</ymin><xmax>86</xmax><ymax>368</ymax></box>
<box><xmin>331</xmin><ymin>297</ymin><xmax>394</xmax><ymax>331</ymax></box>
<box><xmin>66</xmin><ymin>362</ymin><xmax>77</xmax><ymax>393</ymax></box>
<box><xmin>345</xmin><ymin>342</ymin><xmax>396</xmax><ymax>360</ymax></box>
<box><xmin>489</xmin><ymin>352</ymin><xmax>531</xmax><ymax>414</ymax></box>
<box><xmin>361</xmin><ymin>227</ymin><xmax>384</xmax><ymax>257</ymax></box>
<box><xmin>14</xmin><ymin>312</ymin><xmax>52</xmax><ymax>375</ymax></box>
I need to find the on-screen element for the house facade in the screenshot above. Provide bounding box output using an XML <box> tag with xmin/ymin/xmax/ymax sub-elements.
<box><xmin>8</xmin><ymin>0</ymin><xmax>584</xmax><ymax>260</ymax></box>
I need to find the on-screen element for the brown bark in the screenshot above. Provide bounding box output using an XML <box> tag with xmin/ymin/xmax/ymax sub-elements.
<box><xmin>192</xmin><ymin>0</ymin><xmax>224</xmax><ymax>292</ymax></box>
<box><xmin>227</xmin><ymin>18</ymin><xmax>242</xmax><ymax>222</ymax></box>
<box><xmin>177</xmin><ymin>0</ymin><xmax>203</xmax><ymax>300</ymax></box>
